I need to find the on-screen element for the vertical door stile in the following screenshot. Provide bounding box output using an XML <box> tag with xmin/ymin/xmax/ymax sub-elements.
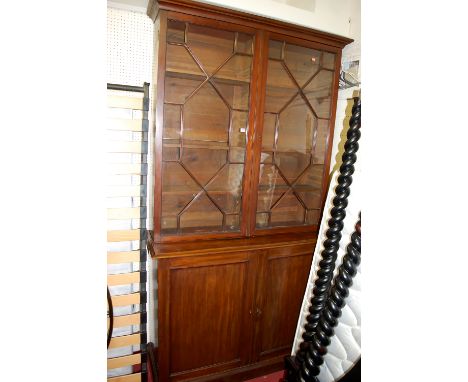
<box><xmin>320</xmin><ymin>49</ymin><xmax>343</xmax><ymax>215</ymax></box>
<box><xmin>246</xmin><ymin>30</ymin><xmax>269</xmax><ymax>237</ymax></box>
<box><xmin>249</xmin><ymin>249</ymin><xmax>267</xmax><ymax>363</ymax></box>
<box><xmin>153</xmin><ymin>11</ymin><xmax>168</xmax><ymax>241</ymax></box>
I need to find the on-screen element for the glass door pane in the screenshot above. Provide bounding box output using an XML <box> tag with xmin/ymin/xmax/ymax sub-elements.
<box><xmin>256</xmin><ymin>39</ymin><xmax>335</xmax><ymax>229</ymax></box>
<box><xmin>161</xmin><ymin>20</ymin><xmax>253</xmax><ymax>235</ymax></box>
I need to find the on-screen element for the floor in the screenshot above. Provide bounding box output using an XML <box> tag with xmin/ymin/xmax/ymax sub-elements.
<box><xmin>245</xmin><ymin>370</ymin><xmax>284</xmax><ymax>382</ymax></box>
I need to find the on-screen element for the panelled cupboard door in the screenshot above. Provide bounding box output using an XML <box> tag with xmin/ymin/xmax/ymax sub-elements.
<box><xmin>254</xmin><ymin>244</ymin><xmax>313</xmax><ymax>361</ymax></box>
<box><xmin>157</xmin><ymin>251</ymin><xmax>258</xmax><ymax>381</ymax></box>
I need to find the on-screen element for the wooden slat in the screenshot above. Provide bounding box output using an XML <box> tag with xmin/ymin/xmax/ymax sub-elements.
<box><xmin>111</xmin><ymin>313</ymin><xmax>141</xmax><ymax>328</ymax></box>
<box><xmin>107</xmin><ymin>372</ymin><xmax>141</xmax><ymax>382</ymax></box>
<box><xmin>107</xmin><ymin>118</ymin><xmax>143</xmax><ymax>132</ymax></box>
<box><xmin>107</xmin><ymin>175</ymin><xmax>138</xmax><ymax>186</ymax></box>
<box><xmin>107</xmin><ymin>133</ymin><xmax>143</xmax><ymax>143</ymax></box>
<box><xmin>107</xmin><ymin>141</ymin><xmax>143</xmax><ymax>153</ymax></box>
<box><xmin>108</xmin><ymin>272</ymin><xmax>140</xmax><ymax>286</ymax></box>
<box><xmin>107</xmin><ymin>153</ymin><xmax>143</xmax><ymax>164</ymax></box>
<box><xmin>111</xmin><ymin>292</ymin><xmax>141</xmax><ymax>307</ymax></box>
<box><xmin>107</xmin><ymin>229</ymin><xmax>140</xmax><ymax>242</ymax></box>
<box><xmin>107</xmin><ymin>186</ymin><xmax>141</xmax><ymax>197</ymax></box>
<box><xmin>108</xmin><ymin>333</ymin><xmax>141</xmax><ymax>349</ymax></box>
<box><xmin>108</xmin><ymin>251</ymin><xmax>140</xmax><ymax>264</ymax></box>
<box><xmin>108</xmin><ymin>163</ymin><xmax>143</xmax><ymax>175</ymax></box>
<box><xmin>107</xmin><ymin>197</ymin><xmax>142</xmax><ymax>208</ymax></box>
<box><xmin>107</xmin><ymin>353</ymin><xmax>141</xmax><ymax>369</ymax></box>
<box><xmin>107</xmin><ymin>208</ymin><xmax>140</xmax><ymax>220</ymax></box>
<box><xmin>108</xmin><ymin>95</ymin><xmax>143</xmax><ymax>110</ymax></box>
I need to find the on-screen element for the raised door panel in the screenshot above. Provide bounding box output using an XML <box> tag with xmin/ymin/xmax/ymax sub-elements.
<box><xmin>158</xmin><ymin>251</ymin><xmax>258</xmax><ymax>381</ymax></box>
<box><xmin>255</xmin><ymin>244</ymin><xmax>313</xmax><ymax>360</ymax></box>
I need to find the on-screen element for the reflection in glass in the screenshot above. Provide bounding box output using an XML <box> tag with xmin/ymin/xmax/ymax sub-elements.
<box><xmin>167</xmin><ymin>19</ymin><xmax>185</xmax><ymax>43</ymax></box>
<box><xmin>283</xmin><ymin>44</ymin><xmax>320</xmax><ymax>86</ymax></box>
<box><xmin>184</xmin><ymin>83</ymin><xmax>230</xmax><ymax>142</ymax></box>
<box><xmin>304</xmin><ymin>70</ymin><xmax>334</xmax><ymax>119</ymax></box>
<box><xmin>236</xmin><ymin>33</ymin><xmax>253</xmax><ymax>55</ymax></box>
<box><xmin>187</xmin><ymin>24</ymin><xmax>234</xmax><ymax>74</ymax></box>
<box><xmin>180</xmin><ymin>193</ymin><xmax>223</xmax><ymax>231</ymax></box>
<box><xmin>256</xmin><ymin>39</ymin><xmax>335</xmax><ymax>229</ymax></box>
<box><xmin>205</xmin><ymin>164</ymin><xmax>244</xmax><ymax>214</ymax></box>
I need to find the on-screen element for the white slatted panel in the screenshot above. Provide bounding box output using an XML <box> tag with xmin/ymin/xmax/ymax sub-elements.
<box><xmin>106</xmin><ymin>85</ymin><xmax>148</xmax><ymax>380</ymax></box>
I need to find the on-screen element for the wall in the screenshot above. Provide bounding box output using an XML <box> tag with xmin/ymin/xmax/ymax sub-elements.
<box><xmin>107</xmin><ymin>6</ymin><xmax>153</xmax><ymax>85</ymax></box>
<box><xmin>193</xmin><ymin>0</ymin><xmax>356</xmax><ymax>37</ymax></box>
<box><xmin>107</xmin><ymin>3</ymin><xmax>157</xmax><ymax>354</ymax></box>
<box><xmin>330</xmin><ymin>0</ymin><xmax>360</xmax><ymax>173</ymax></box>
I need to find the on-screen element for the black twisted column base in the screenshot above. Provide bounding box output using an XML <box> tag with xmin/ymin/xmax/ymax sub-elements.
<box><xmin>304</xmin><ymin>215</ymin><xmax>361</xmax><ymax>381</ymax></box>
<box><xmin>284</xmin><ymin>215</ymin><xmax>361</xmax><ymax>382</ymax></box>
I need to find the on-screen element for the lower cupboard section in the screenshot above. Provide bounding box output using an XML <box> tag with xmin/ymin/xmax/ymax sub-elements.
<box><xmin>154</xmin><ymin>241</ymin><xmax>315</xmax><ymax>381</ymax></box>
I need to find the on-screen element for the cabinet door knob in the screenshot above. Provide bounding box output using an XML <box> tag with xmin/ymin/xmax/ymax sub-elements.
<box><xmin>249</xmin><ymin>308</ymin><xmax>262</xmax><ymax>318</ymax></box>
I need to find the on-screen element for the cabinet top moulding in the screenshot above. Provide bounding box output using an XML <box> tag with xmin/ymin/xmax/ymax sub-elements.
<box><xmin>147</xmin><ymin>0</ymin><xmax>353</xmax><ymax>49</ymax></box>
<box><xmin>147</xmin><ymin>230</ymin><xmax>317</xmax><ymax>259</ymax></box>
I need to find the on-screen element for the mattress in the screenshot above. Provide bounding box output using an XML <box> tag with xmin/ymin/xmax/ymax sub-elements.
<box><xmin>292</xmin><ymin>151</ymin><xmax>361</xmax><ymax>382</ymax></box>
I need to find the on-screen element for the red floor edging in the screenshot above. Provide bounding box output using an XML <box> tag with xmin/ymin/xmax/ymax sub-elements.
<box><xmin>244</xmin><ymin>370</ymin><xmax>284</xmax><ymax>382</ymax></box>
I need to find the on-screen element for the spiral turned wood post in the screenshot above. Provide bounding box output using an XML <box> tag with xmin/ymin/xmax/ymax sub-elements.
<box><xmin>304</xmin><ymin>97</ymin><xmax>361</xmax><ymax>340</ymax></box>
<box><xmin>301</xmin><ymin>215</ymin><xmax>361</xmax><ymax>381</ymax></box>
<box><xmin>284</xmin><ymin>97</ymin><xmax>361</xmax><ymax>382</ymax></box>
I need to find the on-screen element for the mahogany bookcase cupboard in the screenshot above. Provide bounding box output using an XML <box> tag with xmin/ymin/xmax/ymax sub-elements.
<box><xmin>147</xmin><ymin>0</ymin><xmax>352</xmax><ymax>380</ymax></box>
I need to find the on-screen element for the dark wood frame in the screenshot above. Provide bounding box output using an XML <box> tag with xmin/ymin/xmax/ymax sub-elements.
<box><xmin>149</xmin><ymin>0</ymin><xmax>352</xmax><ymax>243</ymax></box>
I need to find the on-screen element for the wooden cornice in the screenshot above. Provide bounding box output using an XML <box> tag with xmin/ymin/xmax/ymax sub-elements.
<box><xmin>147</xmin><ymin>0</ymin><xmax>160</xmax><ymax>21</ymax></box>
<box><xmin>147</xmin><ymin>0</ymin><xmax>353</xmax><ymax>49</ymax></box>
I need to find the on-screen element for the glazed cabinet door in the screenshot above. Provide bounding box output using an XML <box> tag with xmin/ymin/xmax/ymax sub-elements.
<box><xmin>253</xmin><ymin>35</ymin><xmax>340</xmax><ymax>234</ymax></box>
<box><xmin>157</xmin><ymin>251</ymin><xmax>258</xmax><ymax>381</ymax></box>
<box><xmin>153</xmin><ymin>11</ymin><xmax>261</xmax><ymax>241</ymax></box>
<box><xmin>253</xmin><ymin>243</ymin><xmax>314</xmax><ymax>361</ymax></box>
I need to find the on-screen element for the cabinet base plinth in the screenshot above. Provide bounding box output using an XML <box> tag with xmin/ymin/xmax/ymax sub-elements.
<box><xmin>171</xmin><ymin>356</ymin><xmax>285</xmax><ymax>382</ymax></box>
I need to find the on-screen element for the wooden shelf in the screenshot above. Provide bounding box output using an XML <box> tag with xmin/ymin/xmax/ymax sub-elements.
<box><xmin>160</xmin><ymin>226</ymin><xmax>239</xmax><ymax>236</ymax></box>
<box><xmin>256</xmin><ymin>220</ymin><xmax>309</xmax><ymax>228</ymax></box>
<box><xmin>257</xmin><ymin>186</ymin><xmax>320</xmax><ymax>192</ymax></box>
<box><xmin>265</xmin><ymin>81</ymin><xmax>334</xmax><ymax>93</ymax></box>
<box><xmin>164</xmin><ymin>146</ymin><xmax>245</xmax><ymax>152</ymax></box>
<box><xmin>164</xmin><ymin>142</ymin><xmax>229</xmax><ymax>150</ymax></box>
<box><xmin>166</xmin><ymin>68</ymin><xmax>250</xmax><ymax>86</ymax></box>
<box><xmin>162</xmin><ymin>189</ymin><xmax>240</xmax><ymax>194</ymax></box>
<box><xmin>261</xmin><ymin>149</ymin><xmax>313</xmax><ymax>154</ymax></box>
